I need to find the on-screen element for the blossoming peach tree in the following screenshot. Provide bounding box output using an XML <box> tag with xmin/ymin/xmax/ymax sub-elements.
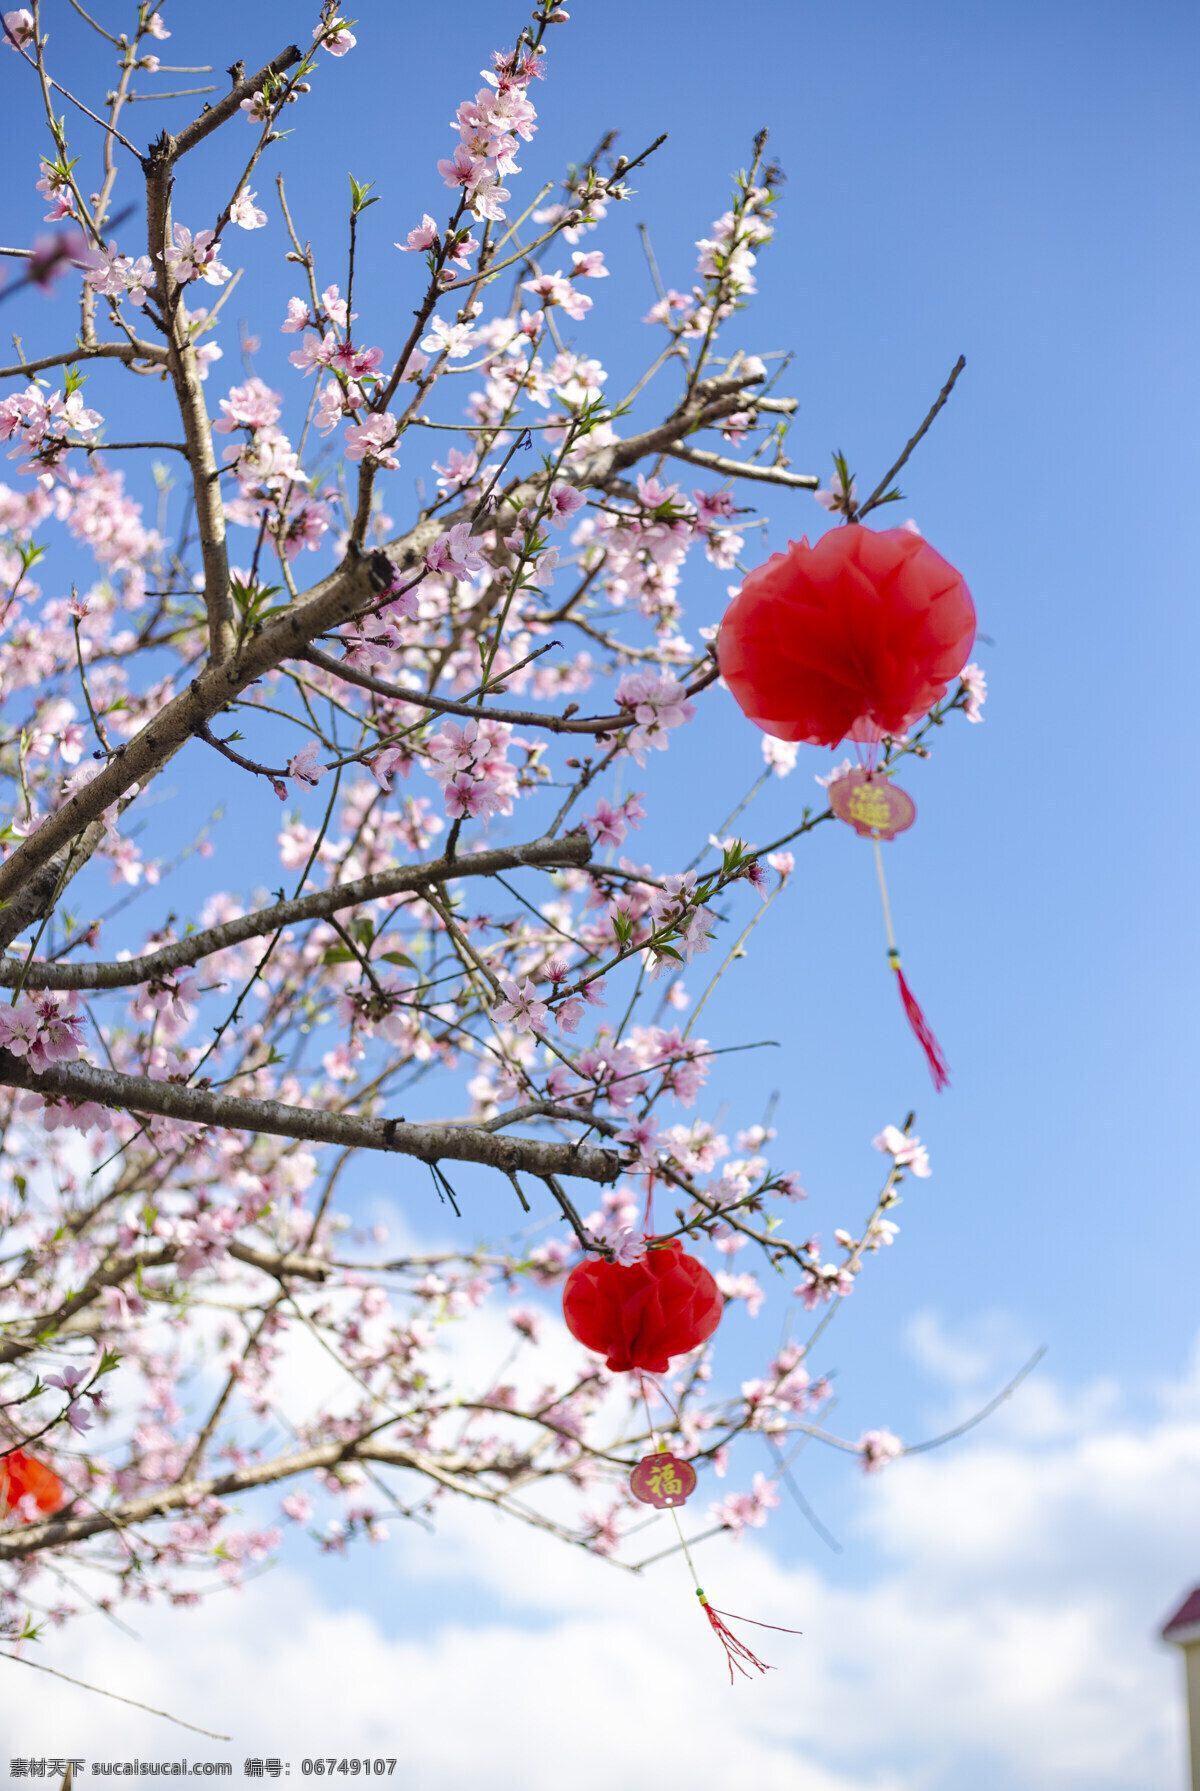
<box><xmin>0</xmin><ymin>0</ymin><xmax>987</xmax><ymax>1639</ymax></box>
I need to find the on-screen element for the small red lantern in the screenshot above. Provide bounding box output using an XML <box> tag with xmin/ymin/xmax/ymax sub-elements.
<box><xmin>718</xmin><ymin>524</ymin><xmax>975</xmax><ymax>747</ymax></box>
<box><xmin>630</xmin><ymin>1451</ymin><xmax>697</xmax><ymax>1508</ymax></box>
<box><xmin>828</xmin><ymin>768</ymin><xmax>916</xmax><ymax>840</ymax></box>
<box><xmin>562</xmin><ymin>1240</ymin><xmax>722</xmax><ymax>1374</ymax></box>
<box><xmin>0</xmin><ymin>1449</ymin><xmax>64</xmax><ymax>1521</ymax></box>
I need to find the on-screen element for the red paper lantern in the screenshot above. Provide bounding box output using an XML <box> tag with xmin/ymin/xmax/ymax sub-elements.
<box><xmin>0</xmin><ymin>1449</ymin><xmax>64</xmax><ymax>1521</ymax></box>
<box><xmin>562</xmin><ymin>1240</ymin><xmax>722</xmax><ymax>1374</ymax></box>
<box><xmin>718</xmin><ymin>525</ymin><xmax>975</xmax><ymax>747</ymax></box>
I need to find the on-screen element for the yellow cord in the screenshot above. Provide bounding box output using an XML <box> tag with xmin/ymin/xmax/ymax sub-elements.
<box><xmin>872</xmin><ymin>837</ymin><xmax>899</xmax><ymax>960</ymax></box>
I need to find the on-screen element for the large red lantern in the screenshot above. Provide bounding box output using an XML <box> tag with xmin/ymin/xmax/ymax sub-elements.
<box><xmin>562</xmin><ymin>1240</ymin><xmax>722</xmax><ymax>1374</ymax></box>
<box><xmin>718</xmin><ymin>524</ymin><xmax>975</xmax><ymax>747</ymax></box>
<box><xmin>0</xmin><ymin>1449</ymin><xmax>64</xmax><ymax>1520</ymax></box>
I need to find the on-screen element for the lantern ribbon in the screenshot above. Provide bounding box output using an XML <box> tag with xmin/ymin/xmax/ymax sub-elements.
<box><xmin>872</xmin><ymin>839</ymin><xmax>949</xmax><ymax>1092</ymax></box>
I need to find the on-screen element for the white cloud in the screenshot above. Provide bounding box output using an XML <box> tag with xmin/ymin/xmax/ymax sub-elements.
<box><xmin>0</xmin><ymin>1323</ymin><xmax>1195</xmax><ymax>1790</ymax></box>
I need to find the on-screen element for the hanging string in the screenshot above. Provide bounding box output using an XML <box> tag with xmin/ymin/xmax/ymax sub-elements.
<box><xmin>872</xmin><ymin>837</ymin><xmax>950</xmax><ymax>1091</ymax></box>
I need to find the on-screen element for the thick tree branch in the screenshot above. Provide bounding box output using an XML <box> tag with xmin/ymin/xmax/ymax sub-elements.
<box><xmin>0</xmin><ymin>542</ymin><xmax>394</xmax><ymax>922</ymax></box>
<box><xmin>0</xmin><ymin>1435</ymin><xmax>508</xmax><ymax>1561</ymax></box>
<box><xmin>0</xmin><ymin>1052</ymin><xmax>623</xmax><ymax>1185</ymax></box>
<box><xmin>169</xmin><ymin>49</ymin><xmax>303</xmax><ymax>160</ymax></box>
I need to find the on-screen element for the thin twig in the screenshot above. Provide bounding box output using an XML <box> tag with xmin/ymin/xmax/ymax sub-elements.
<box><xmin>854</xmin><ymin>354</ymin><xmax>967</xmax><ymax>521</ymax></box>
<box><xmin>0</xmin><ymin>1651</ymin><xmax>230</xmax><ymax>1740</ymax></box>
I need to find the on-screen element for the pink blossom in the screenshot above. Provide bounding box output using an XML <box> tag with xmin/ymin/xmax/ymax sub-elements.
<box><xmin>426</xmin><ymin>522</ymin><xmax>484</xmax><ymax>579</ymax></box>
<box><xmin>145</xmin><ymin>9</ymin><xmax>169</xmax><ymax>37</ymax></box>
<box><xmin>580</xmin><ymin>793</ymin><xmax>644</xmax><ymax>849</ymax></box>
<box><xmin>240</xmin><ymin>90</ymin><xmax>270</xmax><ymax>122</ymax></box>
<box><xmin>398</xmin><ymin>215</ymin><xmax>439</xmax><ymax>253</ymax></box>
<box><xmin>815</xmin><ymin>758</ymin><xmax>854</xmax><ymax>789</ymax></box>
<box><xmin>859</xmin><ymin>1428</ymin><xmax>903</xmax><ymax>1472</ymax></box>
<box><xmin>370</xmin><ymin>746</ymin><xmax>408</xmax><ymax>793</ymax></box>
<box><xmin>343</xmin><ymin>412</ymin><xmax>399</xmax><ymax>469</ymax></box>
<box><xmin>2</xmin><ymin>10</ymin><xmax>33</xmax><ymax>48</ymax></box>
<box><xmin>81</xmin><ymin>240</ymin><xmax>131</xmax><ymax>300</ymax></box>
<box><xmin>795</xmin><ymin>1264</ymin><xmax>854</xmax><ymax>1310</ymax></box>
<box><xmin>22</xmin><ymin>1093</ymin><xmax>111</xmax><ymax>1135</ymax></box>
<box><xmin>443</xmin><ymin>772</ymin><xmax>503</xmax><ymax>822</ymax></box>
<box><xmin>546</xmin><ymin>481</ymin><xmax>585</xmax><ymax>527</ymax></box>
<box><xmin>287</xmin><ymin>330</ymin><xmax>337</xmax><ymax>374</ymax></box>
<box><xmin>960</xmin><ymin>661</ymin><xmax>987</xmax><ymax>722</ymax></box>
<box><xmin>284</xmin><ymin>499</ymin><xmax>330</xmax><ymax>560</ymax></box>
<box><xmin>590</xmin><ymin>1222</ymin><xmax>646</xmax><ymax>1266</ymax></box>
<box><xmin>164</xmin><ymin>224</ymin><xmax>231</xmax><ymax>287</ymax></box>
<box><xmin>0</xmin><ymin>993</ymin><xmax>86</xmax><ymax>1073</ymax></box>
<box><xmin>762</xmin><ymin>735</ymin><xmax>797</xmax><ymax>777</ymax></box>
<box><xmin>229</xmin><ymin>187</ymin><xmax>267</xmax><ymax>230</ymax></box>
<box><xmin>872</xmin><ymin>1125</ymin><xmax>931</xmax><ymax>1177</ymax></box>
<box><xmin>438</xmin><ymin>144</ymin><xmax>481</xmax><ymax>190</ymax></box>
<box><xmin>466</xmin><ymin>174</ymin><xmax>511</xmax><ymax>222</ymax></box>
<box><xmin>715</xmin><ymin>1271</ymin><xmax>765</xmax><ymax>1317</ymax></box>
<box><xmin>491</xmin><ymin>977</ymin><xmax>549</xmax><ymax>1035</ymax></box>
<box><xmin>521</xmin><ymin>270</ymin><xmax>592</xmax><ymax>321</ymax></box>
<box><xmin>419</xmin><ymin>316</ymin><xmax>479</xmax><ymax>360</ymax></box>
<box><xmin>570</xmin><ymin>250</ymin><xmax>608</xmax><ymax>278</ymax></box>
<box><xmin>432</xmin><ymin>445</ymin><xmax>478</xmax><ymax>491</ymax></box>
<box><xmin>212</xmin><ymin>376</ymin><xmax>282</xmax><ymax>434</ymax></box>
<box><xmin>287</xmin><ymin>743</ymin><xmax>324</xmax><ymax>787</ymax></box>
<box><xmin>314</xmin><ymin>16</ymin><xmax>356</xmax><ymax>54</ymax></box>
<box><xmin>281</xmin><ymin>1492</ymin><xmax>314</xmax><ymax>1522</ymax></box>
<box><xmin>711</xmin><ymin>1472</ymin><xmax>780</xmax><ymax>1534</ymax></box>
<box><xmin>447</xmin><ymin>231</ymin><xmax>479</xmax><ymax>268</ymax></box>
<box><xmin>815</xmin><ymin>466</ymin><xmax>857</xmax><ymax>514</ymax></box>
<box><xmin>615</xmin><ymin>670</ymin><xmax>696</xmax><ymax>760</ymax></box>
<box><xmin>36</xmin><ymin>160</ymin><xmax>74</xmax><ymax>223</ymax></box>
<box><xmin>313</xmin><ymin>381</ymin><xmax>344</xmax><ymax>434</ymax></box>
<box><xmin>555</xmin><ymin>998</ymin><xmax>584</xmax><ymax>1034</ymax></box>
<box><xmin>281</xmin><ymin>297</ymin><xmax>311</xmax><ymax>333</ymax></box>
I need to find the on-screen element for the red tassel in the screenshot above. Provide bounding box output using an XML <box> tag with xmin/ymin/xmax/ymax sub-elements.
<box><xmin>890</xmin><ymin>951</ymin><xmax>950</xmax><ymax>1091</ymax></box>
<box><xmin>697</xmin><ymin>1590</ymin><xmax>802</xmax><ymax>1683</ymax></box>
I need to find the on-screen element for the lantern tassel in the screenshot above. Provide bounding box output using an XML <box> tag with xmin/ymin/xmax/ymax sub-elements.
<box><xmin>872</xmin><ymin>839</ymin><xmax>950</xmax><ymax>1092</ymax></box>
<box><xmin>890</xmin><ymin>951</ymin><xmax>950</xmax><ymax>1092</ymax></box>
<box><xmin>697</xmin><ymin>1589</ymin><xmax>802</xmax><ymax>1683</ymax></box>
<box><xmin>666</xmin><ymin>1509</ymin><xmax>801</xmax><ymax>1683</ymax></box>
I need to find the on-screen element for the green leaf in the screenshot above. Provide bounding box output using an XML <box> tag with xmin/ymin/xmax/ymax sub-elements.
<box><xmin>381</xmin><ymin>951</ymin><xmax>418</xmax><ymax>971</ymax></box>
<box><xmin>321</xmin><ymin>947</ymin><xmax>357</xmax><ymax>965</ymax></box>
<box><xmin>348</xmin><ymin>172</ymin><xmax>379</xmax><ymax>215</ymax></box>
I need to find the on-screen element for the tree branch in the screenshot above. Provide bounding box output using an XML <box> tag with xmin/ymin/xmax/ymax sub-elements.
<box><xmin>0</xmin><ymin>1433</ymin><xmax>598</xmax><ymax>1561</ymax></box>
<box><xmin>0</xmin><ymin>1052</ymin><xmax>623</xmax><ymax>1185</ymax></box>
<box><xmin>0</xmin><ymin>339</ymin><xmax>167</xmax><ymax>381</ymax></box>
<box><xmin>0</xmin><ymin>541</ymin><xmax>394</xmax><ymax>928</ymax></box>
<box><xmin>0</xmin><ymin>832</ymin><xmax>592</xmax><ymax>989</ymax></box>
<box><xmin>303</xmin><ymin>646</ymin><xmax>716</xmax><ymax>736</ymax></box>
<box><xmin>664</xmin><ymin>442</ymin><xmax>818</xmax><ymax>488</ymax></box>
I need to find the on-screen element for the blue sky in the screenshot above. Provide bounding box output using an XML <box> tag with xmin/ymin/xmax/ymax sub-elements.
<box><xmin>2</xmin><ymin>2</ymin><xmax>1199</xmax><ymax>1785</ymax></box>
